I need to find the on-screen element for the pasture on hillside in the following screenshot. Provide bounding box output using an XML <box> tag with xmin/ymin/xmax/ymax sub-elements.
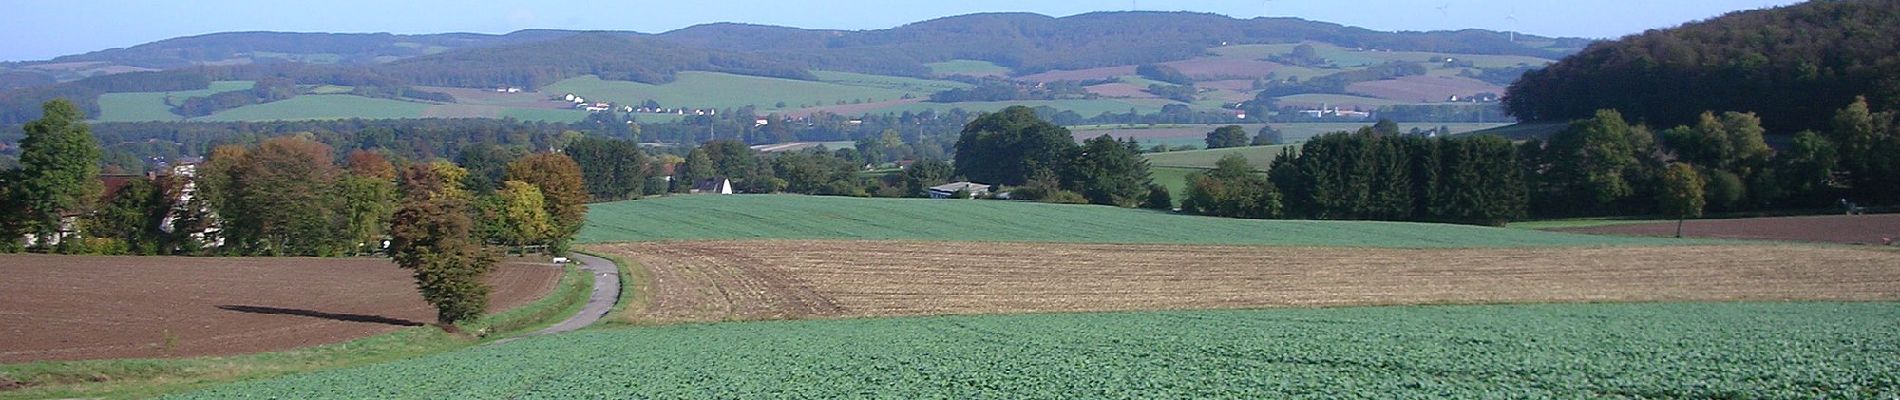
<box><xmin>176</xmin><ymin>302</ymin><xmax>1900</xmax><ymax>398</ymax></box>
<box><xmin>541</xmin><ymin>73</ymin><xmax>944</xmax><ymax>110</ymax></box>
<box><xmin>924</xmin><ymin>59</ymin><xmax>1011</xmax><ymax>76</ymax></box>
<box><xmin>92</xmin><ymin>81</ymin><xmax>256</xmax><ymax>122</ymax></box>
<box><xmin>191</xmin><ymin>95</ymin><xmax>431</xmax><ymax>122</ymax></box>
<box><xmin>1143</xmin><ymin>144</ymin><xmax>1297</xmax><ymax>170</ymax></box>
<box><xmin>577</xmin><ymin>195</ymin><xmax>1685</xmax><ymax>247</ymax></box>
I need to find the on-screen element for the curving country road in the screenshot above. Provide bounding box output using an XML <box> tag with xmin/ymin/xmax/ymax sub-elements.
<box><xmin>529</xmin><ymin>253</ymin><xmax>620</xmax><ymax>335</ymax></box>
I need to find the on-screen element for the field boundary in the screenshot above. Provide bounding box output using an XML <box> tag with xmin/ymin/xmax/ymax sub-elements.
<box><xmin>0</xmin><ymin>262</ymin><xmax>593</xmax><ymax>399</ymax></box>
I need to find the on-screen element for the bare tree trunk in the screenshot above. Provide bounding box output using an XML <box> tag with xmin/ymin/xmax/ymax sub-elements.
<box><xmin>1676</xmin><ymin>218</ymin><xmax>1685</xmax><ymax>238</ymax></box>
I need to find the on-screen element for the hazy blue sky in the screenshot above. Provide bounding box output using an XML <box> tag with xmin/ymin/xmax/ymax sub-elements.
<box><xmin>2</xmin><ymin>0</ymin><xmax>1801</xmax><ymax>62</ymax></box>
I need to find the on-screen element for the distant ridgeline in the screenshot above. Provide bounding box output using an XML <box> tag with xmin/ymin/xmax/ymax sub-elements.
<box><xmin>1504</xmin><ymin>0</ymin><xmax>1900</xmax><ymax>134</ymax></box>
<box><xmin>0</xmin><ymin>11</ymin><xmax>1585</xmax><ymax>126</ymax></box>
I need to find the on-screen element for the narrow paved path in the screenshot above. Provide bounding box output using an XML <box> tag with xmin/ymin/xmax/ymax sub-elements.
<box><xmin>529</xmin><ymin>253</ymin><xmax>620</xmax><ymax>335</ymax></box>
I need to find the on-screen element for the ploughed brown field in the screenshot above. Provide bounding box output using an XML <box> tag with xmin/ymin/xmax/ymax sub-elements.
<box><xmin>1559</xmin><ymin>213</ymin><xmax>1900</xmax><ymax>245</ymax></box>
<box><xmin>0</xmin><ymin>255</ymin><xmax>561</xmax><ymax>363</ymax></box>
<box><xmin>592</xmin><ymin>240</ymin><xmax>1900</xmax><ymax>324</ymax></box>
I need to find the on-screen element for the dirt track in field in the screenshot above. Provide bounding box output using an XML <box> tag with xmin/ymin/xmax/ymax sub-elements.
<box><xmin>0</xmin><ymin>255</ymin><xmax>561</xmax><ymax>363</ymax></box>
<box><xmin>592</xmin><ymin>240</ymin><xmax>1900</xmax><ymax>324</ymax></box>
<box><xmin>1559</xmin><ymin>213</ymin><xmax>1900</xmax><ymax>245</ymax></box>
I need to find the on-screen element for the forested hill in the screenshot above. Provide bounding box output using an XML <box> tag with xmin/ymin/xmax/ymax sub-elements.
<box><xmin>1504</xmin><ymin>0</ymin><xmax>1900</xmax><ymax>134</ymax></box>
<box><xmin>0</xmin><ymin>11</ymin><xmax>1586</xmax><ymax>125</ymax></box>
<box><xmin>655</xmin><ymin>12</ymin><xmax>1584</xmax><ymax>75</ymax></box>
<box><xmin>40</xmin><ymin>30</ymin><xmax>582</xmax><ymax>70</ymax></box>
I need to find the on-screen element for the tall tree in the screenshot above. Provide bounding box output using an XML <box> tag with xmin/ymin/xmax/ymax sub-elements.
<box><xmin>564</xmin><ymin>137</ymin><xmax>649</xmax><ymax>201</ymax></box>
<box><xmin>1065</xmin><ymin>135</ymin><xmax>1153</xmax><ymax>207</ymax></box>
<box><xmin>954</xmin><ymin>106</ymin><xmax>1078</xmax><ymax>186</ymax></box>
<box><xmin>389</xmin><ymin>164</ymin><xmax>497</xmax><ymax>326</ymax></box>
<box><xmin>338</xmin><ymin>155</ymin><xmax>398</xmax><ymax>256</ymax></box>
<box><xmin>1204</xmin><ymin>125</ymin><xmax>1249</xmax><ymax>149</ymax></box>
<box><xmin>1253</xmin><ymin>125</ymin><xmax>1283</xmax><ymax>146</ymax></box>
<box><xmin>218</xmin><ymin>136</ymin><xmax>346</xmax><ymax>256</ymax></box>
<box><xmin>9</xmin><ymin>100</ymin><xmax>102</xmax><ymax>247</ymax></box>
<box><xmin>493</xmin><ymin>180</ymin><xmax>554</xmax><ymax>253</ymax></box>
<box><xmin>1534</xmin><ymin>110</ymin><xmax>1653</xmax><ymax>216</ymax></box>
<box><xmin>1658</xmin><ymin>163</ymin><xmax>1706</xmax><ymax>238</ymax></box>
<box><xmin>1828</xmin><ymin>97</ymin><xmax>1900</xmax><ymax>202</ymax></box>
<box><xmin>505</xmin><ymin>152</ymin><xmax>587</xmax><ymax>254</ymax></box>
<box><xmin>900</xmin><ymin>159</ymin><xmax>954</xmax><ymax>197</ymax></box>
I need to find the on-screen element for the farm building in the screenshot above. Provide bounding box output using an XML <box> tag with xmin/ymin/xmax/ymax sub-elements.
<box><xmin>691</xmin><ymin>177</ymin><xmax>735</xmax><ymax>195</ymax></box>
<box><xmin>928</xmin><ymin>182</ymin><xmax>991</xmax><ymax>199</ymax></box>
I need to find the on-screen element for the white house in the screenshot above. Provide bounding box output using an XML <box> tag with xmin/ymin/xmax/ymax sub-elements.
<box><xmin>927</xmin><ymin>182</ymin><xmax>991</xmax><ymax>199</ymax></box>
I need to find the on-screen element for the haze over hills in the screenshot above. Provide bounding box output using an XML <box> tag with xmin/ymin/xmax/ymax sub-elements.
<box><xmin>0</xmin><ymin>11</ymin><xmax>1580</xmax><ymax>127</ymax></box>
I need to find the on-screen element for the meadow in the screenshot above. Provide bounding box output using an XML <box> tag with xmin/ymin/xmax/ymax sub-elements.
<box><xmin>868</xmin><ymin>98</ymin><xmax>1177</xmax><ymax>117</ymax></box>
<box><xmin>542</xmin><ymin>72</ymin><xmax>944</xmax><ymax>111</ymax></box>
<box><xmin>1143</xmin><ymin>144</ymin><xmax>1297</xmax><ymax>170</ymax></box>
<box><xmin>576</xmin><ymin>195</ymin><xmax>1684</xmax><ymax>247</ymax></box>
<box><xmin>925</xmin><ymin>59</ymin><xmax>1011</xmax><ymax>76</ymax></box>
<box><xmin>192</xmin><ymin>95</ymin><xmax>432</xmax><ymax>122</ymax></box>
<box><xmin>173</xmin><ymin>302</ymin><xmax>1900</xmax><ymax>398</ymax></box>
<box><xmin>92</xmin><ymin>81</ymin><xmax>256</xmax><ymax>122</ymax></box>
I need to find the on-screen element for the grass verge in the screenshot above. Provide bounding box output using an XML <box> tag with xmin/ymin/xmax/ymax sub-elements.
<box><xmin>576</xmin><ymin>249</ymin><xmax>649</xmax><ymax>326</ymax></box>
<box><xmin>0</xmin><ymin>264</ymin><xmax>592</xmax><ymax>400</ymax></box>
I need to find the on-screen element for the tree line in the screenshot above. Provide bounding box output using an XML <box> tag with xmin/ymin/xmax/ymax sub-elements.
<box><xmin>1</xmin><ymin>100</ymin><xmax>589</xmax><ymax>259</ymax></box>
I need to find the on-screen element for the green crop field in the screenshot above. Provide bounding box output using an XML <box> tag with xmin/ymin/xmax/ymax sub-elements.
<box><xmin>191</xmin><ymin>95</ymin><xmax>431</xmax><ymax>122</ymax></box>
<box><xmin>542</xmin><ymin>72</ymin><xmax>935</xmax><ymax>110</ymax></box>
<box><xmin>93</xmin><ymin>81</ymin><xmax>256</xmax><ymax>122</ymax></box>
<box><xmin>1144</xmin><ymin>144</ymin><xmax>1297</xmax><ymax>170</ymax></box>
<box><xmin>577</xmin><ymin>194</ymin><xmax>1682</xmax><ymax>247</ymax></box>
<box><xmin>175</xmin><ymin>302</ymin><xmax>1900</xmax><ymax>399</ymax></box>
<box><xmin>925</xmin><ymin>59</ymin><xmax>1011</xmax><ymax>76</ymax></box>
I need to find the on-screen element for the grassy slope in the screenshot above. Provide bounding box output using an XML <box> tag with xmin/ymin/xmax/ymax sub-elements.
<box><xmin>175</xmin><ymin>302</ymin><xmax>1900</xmax><ymax>399</ymax></box>
<box><xmin>542</xmin><ymin>72</ymin><xmax>935</xmax><ymax>110</ymax></box>
<box><xmin>192</xmin><ymin>95</ymin><xmax>431</xmax><ymax>122</ymax></box>
<box><xmin>0</xmin><ymin>264</ymin><xmax>593</xmax><ymax>400</ymax></box>
<box><xmin>93</xmin><ymin>81</ymin><xmax>257</xmax><ymax>122</ymax></box>
<box><xmin>1144</xmin><ymin>144</ymin><xmax>1297</xmax><ymax>170</ymax></box>
<box><xmin>924</xmin><ymin>59</ymin><xmax>1011</xmax><ymax>76</ymax></box>
<box><xmin>577</xmin><ymin>195</ymin><xmax>1681</xmax><ymax>247</ymax></box>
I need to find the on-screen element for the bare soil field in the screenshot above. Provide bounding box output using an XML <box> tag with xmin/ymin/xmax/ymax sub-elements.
<box><xmin>1346</xmin><ymin>75</ymin><xmax>1503</xmax><ymax>103</ymax></box>
<box><xmin>0</xmin><ymin>255</ymin><xmax>561</xmax><ymax>363</ymax></box>
<box><xmin>593</xmin><ymin>240</ymin><xmax>1900</xmax><ymax>324</ymax></box>
<box><xmin>1162</xmin><ymin>57</ymin><xmax>1282</xmax><ymax>80</ymax></box>
<box><xmin>1560</xmin><ymin>213</ymin><xmax>1900</xmax><ymax>245</ymax></box>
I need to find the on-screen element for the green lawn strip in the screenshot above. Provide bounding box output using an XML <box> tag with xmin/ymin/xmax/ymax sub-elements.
<box><xmin>577</xmin><ymin>195</ymin><xmax>1706</xmax><ymax>247</ymax></box>
<box><xmin>172</xmin><ymin>302</ymin><xmax>1900</xmax><ymax>398</ymax></box>
<box><xmin>0</xmin><ymin>263</ymin><xmax>591</xmax><ymax>400</ymax></box>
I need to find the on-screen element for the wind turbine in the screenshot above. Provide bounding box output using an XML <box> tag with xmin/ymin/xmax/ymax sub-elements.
<box><xmin>1506</xmin><ymin>6</ymin><xmax>1519</xmax><ymax>43</ymax></box>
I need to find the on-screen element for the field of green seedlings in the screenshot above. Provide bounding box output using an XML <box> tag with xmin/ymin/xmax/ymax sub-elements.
<box><xmin>577</xmin><ymin>195</ymin><xmax>1684</xmax><ymax>247</ymax></box>
<box><xmin>175</xmin><ymin>302</ymin><xmax>1900</xmax><ymax>399</ymax></box>
<box><xmin>93</xmin><ymin>81</ymin><xmax>256</xmax><ymax>122</ymax></box>
<box><xmin>192</xmin><ymin>95</ymin><xmax>431</xmax><ymax>122</ymax></box>
<box><xmin>542</xmin><ymin>72</ymin><xmax>940</xmax><ymax>110</ymax></box>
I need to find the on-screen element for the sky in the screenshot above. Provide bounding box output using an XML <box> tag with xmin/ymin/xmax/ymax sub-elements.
<box><xmin>0</xmin><ymin>0</ymin><xmax>1802</xmax><ymax>62</ymax></box>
